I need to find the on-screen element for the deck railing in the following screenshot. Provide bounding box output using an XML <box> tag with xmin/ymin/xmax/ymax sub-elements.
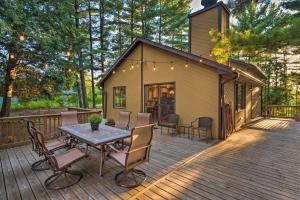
<box><xmin>265</xmin><ymin>105</ymin><xmax>300</xmax><ymax>118</ymax></box>
<box><xmin>0</xmin><ymin>109</ymin><xmax>101</xmax><ymax>149</ymax></box>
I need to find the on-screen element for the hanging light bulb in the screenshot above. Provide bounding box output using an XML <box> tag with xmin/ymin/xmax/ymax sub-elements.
<box><xmin>66</xmin><ymin>51</ymin><xmax>71</xmax><ymax>57</ymax></box>
<box><xmin>170</xmin><ymin>61</ymin><xmax>174</xmax><ymax>70</ymax></box>
<box><xmin>153</xmin><ymin>62</ymin><xmax>156</xmax><ymax>71</ymax></box>
<box><xmin>19</xmin><ymin>35</ymin><xmax>25</xmax><ymax>42</ymax></box>
<box><xmin>199</xmin><ymin>59</ymin><xmax>203</xmax><ymax>63</ymax></box>
<box><xmin>185</xmin><ymin>62</ymin><xmax>188</xmax><ymax>68</ymax></box>
<box><xmin>103</xmin><ymin>59</ymin><xmax>108</xmax><ymax>65</ymax></box>
<box><xmin>112</xmin><ymin>70</ymin><xmax>116</xmax><ymax>74</ymax></box>
<box><xmin>131</xmin><ymin>63</ymin><xmax>134</xmax><ymax>70</ymax></box>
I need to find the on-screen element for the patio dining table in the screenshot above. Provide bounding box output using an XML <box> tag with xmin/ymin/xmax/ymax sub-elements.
<box><xmin>58</xmin><ymin>123</ymin><xmax>131</xmax><ymax>176</ymax></box>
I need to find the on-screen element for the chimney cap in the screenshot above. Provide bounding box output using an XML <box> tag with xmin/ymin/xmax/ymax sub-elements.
<box><xmin>201</xmin><ymin>0</ymin><xmax>218</xmax><ymax>8</ymax></box>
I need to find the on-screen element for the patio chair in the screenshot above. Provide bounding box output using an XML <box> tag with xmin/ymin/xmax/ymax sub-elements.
<box><xmin>109</xmin><ymin>124</ymin><xmax>154</xmax><ymax>188</ymax></box>
<box><xmin>115</xmin><ymin>111</ymin><xmax>131</xmax><ymax>130</ymax></box>
<box><xmin>191</xmin><ymin>117</ymin><xmax>213</xmax><ymax>143</ymax></box>
<box><xmin>61</xmin><ymin>111</ymin><xmax>78</xmax><ymax>126</ymax></box>
<box><xmin>123</xmin><ymin>113</ymin><xmax>152</xmax><ymax>146</ymax></box>
<box><xmin>25</xmin><ymin>120</ymin><xmax>67</xmax><ymax>171</ymax></box>
<box><xmin>61</xmin><ymin>111</ymin><xmax>79</xmax><ymax>147</ymax></box>
<box><xmin>158</xmin><ymin>114</ymin><xmax>179</xmax><ymax>135</ymax></box>
<box><xmin>34</xmin><ymin>129</ymin><xmax>86</xmax><ymax>190</ymax></box>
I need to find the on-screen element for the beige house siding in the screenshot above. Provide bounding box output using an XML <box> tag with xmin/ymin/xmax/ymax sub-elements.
<box><xmin>252</xmin><ymin>86</ymin><xmax>262</xmax><ymax>118</ymax></box>
<box><xmin>104</xmin><ymin>45</ymin><xmax>142</xmax><ymax>125</ymax></box>
<box><xmin>190</xmin><ymin>8</ymin><xmax>218</xmax><ymax>59</ymax></box>
<box><xmin>246</xmin><ymin>84</ymin><xmax>252</xmax><ymax>122</ymax></box>
<box><xmin>104</xmin><ymin>43</ymin><xmax>220</xmax><ymax>138</ymax></box>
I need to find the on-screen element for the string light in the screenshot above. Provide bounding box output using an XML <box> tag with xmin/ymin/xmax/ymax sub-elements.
<box><xmin>10</xmin><ymin>54</ymin><xmax>15</xmax><ymax>59</ymax></box>
<box><xmin>44</xmin><ymin>63</ymin><xmax>49</xmax><ymax>68</ymax></box>
<box><xmin>153</xmin><ymin>62</ymin><xmax>156</xmax><ymax>71</ymax></box>
<box><xmin>185</xmin><ymin>62</ymin><xmax>189</xmax><ymax>68</ymax></box>
<box><xmin>122</xmin><ymin>69</ymin><xmax>126</xmax><ymax>73</ymax></box>
<box><xmin>112</xmin><ymin>70</ymin><xmax>116</xmax><ymax>74</ymax></box>
<box><xmin>19</xmin><ymin>35</ymin><xmax>25</xmax><ymax>42</ymax></box>
<box><xmin>170</xmin><ymin>61</ymin><xmax>174</xmax><ymax>70</ymax></box>
<box><xmin>199</xmin><ymin>59</ymin><xmax>203</xmax><ymax>63</ymax></box>
<box><xmin>103</xmin><ymin>59</ymin><xmax>108</xmax><ymax>65</ymax></box>
<box><xmin>66</xmin><ymin>51</ymin><xmax>71</xmax><ymax>57</ymax></box>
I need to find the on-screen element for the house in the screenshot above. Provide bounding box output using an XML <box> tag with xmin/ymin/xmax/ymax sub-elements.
<box><xmin>99</xmin><ymin>1</ymin><xmax>266</xmax><ymax>140</ymax></box>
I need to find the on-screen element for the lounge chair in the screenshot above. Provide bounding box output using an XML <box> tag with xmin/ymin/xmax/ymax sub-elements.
<box><xmin>109</xmin><ymin>124</ymin><xmax>154</xmax><ymax>188</ymax></box>
<box><xmin>158</xmin><ymin>114</ymin><xmax>179</xmax><ymax>135</ymax></box>
<box><xmin>34</xmin><ymin>129</ymin><xmax>86</xmax><ymax>190</ymax></box>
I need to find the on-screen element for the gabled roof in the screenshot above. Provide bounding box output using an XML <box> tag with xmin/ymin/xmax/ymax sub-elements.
<box><xmin>99</xmin><ymin>37</ymin><xmax>235</xmax><ymax>85</ymax></box>
<box><xmin>188</xmin><ymin>1</ymin><xmax>230</xmax><ymax>18</ymax></box>
<box><xmin>229</xmin><ymin>58</ymin><xmax>267</xmax><ymax>79</ymax></box>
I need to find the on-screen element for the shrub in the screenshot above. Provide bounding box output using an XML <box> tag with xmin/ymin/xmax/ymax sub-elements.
<box><xmin>89</xmin><ymin>114</ymin><xmax>102</xmax><ymax>124</ymax></box>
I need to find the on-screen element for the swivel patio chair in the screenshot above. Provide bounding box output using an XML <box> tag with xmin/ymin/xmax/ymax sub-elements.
<box><xmin>115</xmin><ymin>111</ymin><xmax>131</xmax><ymax>130</ymax></box>
<box><xmin>25</xmin><ymin>120</ymin><xmax>67</xmax><ymax>171</ymax></box>
<box><xmin>34</xmin><ymin>129</ymin><xmax>86</xmax><ymax>190</ymax></box>
<box><xmin>60</xmin><ymin>111</ymin><xmax>79</xmax><ymax>147</ymax></box>
<box><xmin>109</xmin><ymin>124</ymin><xmax>154</xmax><ymax>188</ymax></box>
<box><xmin>191</xmin><ymin>117</ymin><xmax>213</xmax><ymax>143</ymax></box>
<box><xmin>123</xmin><ymin>113</ymin><xmax>152</xmax><ymax>146</ymax></box>
<box><xmin>158</xmin><ymin>114</ymin><xmax>179</xmax><ymax>135</ymax></box>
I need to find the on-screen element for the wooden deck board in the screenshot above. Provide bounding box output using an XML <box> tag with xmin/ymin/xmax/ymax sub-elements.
<box><xmin>132</xmin><ymin>119</ymin><xmax>300</xmax><ymax>200</ymax></box>
<box><xmin>2</xmin><ymin>119</ymin><xmax>300</xmax><ymax>200</ymax></box>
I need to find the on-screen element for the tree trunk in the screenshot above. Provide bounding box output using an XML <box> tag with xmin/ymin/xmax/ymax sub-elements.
<box><xmin>99</xmin><ymin>0</ymin><xmax>105</xmax><ymax>79</ymax></box>
<box><xmin>88</xmin><ymin>1</ymin><xmax>96</xmax><ymax>108</ymax></box>
<box><xmin>158</xmin><ymin>0</ymin><xmax>162</xmax><ymax>43</ymax></box>
<box><xmin>0</xmin><ymin>54</ymin><xmax>17</xmax><ymax>117</ymax></box>
<box><xmin>75</xmin><ymin>0</ymin><xmax>88</xmax><ymax>108</ymax></box>
<box><xmin>76</xmin><ymin>75</ymin><xmax>82</xmax><ymax>107</ymax></box>
<box><xmin>130</xmin><ymin>0</ymin><xmax>134</xmax><ymax>43</ymax></box>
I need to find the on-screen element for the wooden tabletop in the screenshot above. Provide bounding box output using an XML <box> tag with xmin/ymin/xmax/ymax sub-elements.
<box><xmin>58</xmin><ymin>123</ymin><xmax>131</xmax><ymax>146</ymax></box>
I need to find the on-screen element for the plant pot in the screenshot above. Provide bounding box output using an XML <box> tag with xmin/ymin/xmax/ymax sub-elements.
<box><xmin>295</xmin><ymin>114</ymin><xmax>300</xmax><ymax>121</ymax></box>
<box><xmin>90</xmin><ymin>123</ymin><xmax>99</xmax><ymax>131</ymax></box>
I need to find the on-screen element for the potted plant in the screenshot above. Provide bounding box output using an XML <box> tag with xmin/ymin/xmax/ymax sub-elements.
<box><xmin>89</xmin><ymin>114</ymin><xmax>102</xmax><ymax>131</ymax></box>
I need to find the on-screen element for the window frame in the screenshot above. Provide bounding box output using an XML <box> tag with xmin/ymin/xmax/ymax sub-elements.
<box><xmin>113</xmin><ymin>86</ymin><xmax>126</xmax><ymax>109</ymax></box>
<box><xmin>235</xmin><ymin>82</ymin><xmax>246</xmax><ymax>111</ymax></box>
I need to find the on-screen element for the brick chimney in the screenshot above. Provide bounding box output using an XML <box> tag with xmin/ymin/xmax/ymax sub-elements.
<box><xmin>189</xmin><ymin>1</ymin><xmax>230</xmax><ymax>60</ymax></box>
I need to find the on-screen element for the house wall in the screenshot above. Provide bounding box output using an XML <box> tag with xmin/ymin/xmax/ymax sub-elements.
<box><xmin>224</xmin><ymin>81</ymin><xmax>262</xmax><ymax>130</ymax></box>
<box><xmin>252</xmin><ymin>86</ymin><xmax>262</xmax><ymax>118</ymax></box>
<box><xmin>104</xmin><ymin>45</ymin><xmax>142</xmax><ymax>125</ymax></box>
<box><xmin>104</xmin><ymin>43</ymin><xmax>220</xmax><ymax>138</ymax></box>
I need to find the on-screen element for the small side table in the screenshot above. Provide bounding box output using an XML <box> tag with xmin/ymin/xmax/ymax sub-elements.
<box><xmin>178</xmin><ymin>124</ymin><xmax>192</xmax><ymax>139</ymax></box>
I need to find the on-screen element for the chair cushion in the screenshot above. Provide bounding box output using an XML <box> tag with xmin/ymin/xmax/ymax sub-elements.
<box><xmin>55</xmin><ymin>148</ymin><xmax>86</xmax><ymax>170</ymax></box>
<box><xmin>45</xmin><ymin>139</ymin><xmax>66</xmax><ymax>151</ymax></box>
<box><xmin>110</xmin><ymin>151</ymin><xmax>126</xmax><ymax>167</ymax></box>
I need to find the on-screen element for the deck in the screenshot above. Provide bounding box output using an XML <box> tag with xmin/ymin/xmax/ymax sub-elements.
<box><xmin>1</xmin><ymin>119</ymin><xmax>300</xmax><ymax>200</ymax></box>
<box><xmin>0</xmin><ymin>129</ymin><xmax>212</xmax><ymax>200</ymax></box>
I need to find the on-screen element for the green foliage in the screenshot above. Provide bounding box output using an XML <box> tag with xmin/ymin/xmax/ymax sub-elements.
<box><xmin>88</xmin><ymin>114</ymin><xmax>102</xmax><ymax>124</ymax></box>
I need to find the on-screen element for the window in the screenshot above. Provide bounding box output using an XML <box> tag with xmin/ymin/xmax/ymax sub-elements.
<box><xmin>113</xmin><ymin>86</ymin><xmax>126</xmax><ymax>109</ymax></box>
<box><xmin>236</xmin><ymin>83</ymin><xmax>245</xmax><ymax>111</ymax></box>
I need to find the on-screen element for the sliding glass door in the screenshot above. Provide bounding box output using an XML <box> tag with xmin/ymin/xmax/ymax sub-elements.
<box><xmin>144</xmin><ymin>83</ymin><xmax>175</xmax><ymax>122</ymax></box>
